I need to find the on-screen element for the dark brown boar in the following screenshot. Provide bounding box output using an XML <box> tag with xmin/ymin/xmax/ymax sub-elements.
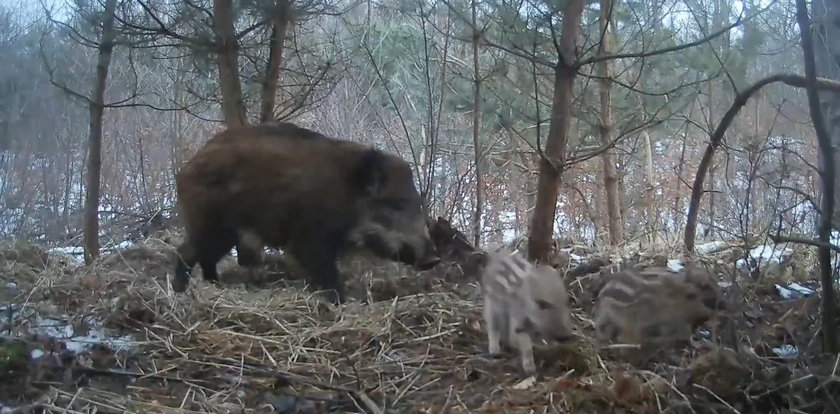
<box><xmin>172</xmin><ymin>123</ymin><xmax>441</xmax><ymax>304</ymax></box>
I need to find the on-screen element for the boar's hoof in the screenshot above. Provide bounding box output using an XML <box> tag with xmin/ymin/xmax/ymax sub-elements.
<box><xmin>171</xmin><ymin>278</ymin><xmax>188</xmax><ymax>293</ymax></box>
<box><xmin>320</xmin><ymin>289</ymin><xmax>345</xmax><ymax>305</ymax></box>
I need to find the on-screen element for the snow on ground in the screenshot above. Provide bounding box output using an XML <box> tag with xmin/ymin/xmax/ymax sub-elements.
<box><xmin>28</xmin><ymin>315</ymin><xmax>136</xmax><ymax>356</ymax></box>
<box><xmin>695</xmin><ymin>241</ymin><xmax>728</xmax><ymax>255</ymax></box>
<box><xmin>667</xmin><ymin>259</ymin><xmax>684</xmax><ymax>273</ymax></box>
<box><xmin>775</xmin><ymin>282</ymin><xmax>816</xmax><ymax>299</ymax></box>
<box><xmin>735</xmin><ymin>244</ymin><xmax>795</xmax><ymax>270</ymax></box>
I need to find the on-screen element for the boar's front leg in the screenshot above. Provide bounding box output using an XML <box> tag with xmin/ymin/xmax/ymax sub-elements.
<box><xmin>512</xmin><ymin>317</ymin><xmax>537</xmax><ymax>375</ymax></box>
<box><xmin>173</xmin><ymin>241</ymin><xmax>198</xmax><ymax>293</ymax></box>
<box><xmin>292</xmin><ymin>239</ymin><xmax>346</xmax><ymax>305</ymax></box>
<box><xmin>483</xmin><ymin>296</ymin><xmax>503</xmax><ymax>356</ymax></box>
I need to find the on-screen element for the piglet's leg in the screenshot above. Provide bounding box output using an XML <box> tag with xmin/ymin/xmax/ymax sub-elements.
<box><xmin>512</xmin><ymin>317</ymin><xmax>537</xmax><ymax>375</ymax></box>
<box><xmin>483</xmin><ymin>297</ymin><xmax>503</xmax><ymax>356</ymax></box>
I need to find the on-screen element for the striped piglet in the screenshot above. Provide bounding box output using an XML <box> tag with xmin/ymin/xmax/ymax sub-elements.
<box><xmin>593</xmin><ymin>263</ymin><xmax>724</xmax><ymax>346</ymax></box>
<box><xmin>477</xmin><ymin>248</ymin><xmax>576</xmax><ymax>375</ymax></box>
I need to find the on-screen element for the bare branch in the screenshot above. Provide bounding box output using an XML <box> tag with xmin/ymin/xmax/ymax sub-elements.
<box><xmin>578</xmin><ymin>13</ymin><xmax>748</xmax><ymax>67</ymax></box>
<box><xmin>38</xmin><ymin>30</ymin><xmax>92</xmax><ymax>105</ymax></box>
<box><xmin>685</xmin><ymin>73</ymin><xmax>840</xmax><ymax>252</ymax></box>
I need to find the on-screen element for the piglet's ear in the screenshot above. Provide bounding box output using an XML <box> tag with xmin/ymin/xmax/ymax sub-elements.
<box><xmin>352</xmin><ymin>149</ymin><xmax>387</xmax><ymax>195</ymax></box>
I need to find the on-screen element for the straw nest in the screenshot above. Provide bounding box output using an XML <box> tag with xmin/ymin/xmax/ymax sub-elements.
<box><xmin>0</xmin><ymin>235</ymin><xmax>837</xmax><ymax>413</ymax></box>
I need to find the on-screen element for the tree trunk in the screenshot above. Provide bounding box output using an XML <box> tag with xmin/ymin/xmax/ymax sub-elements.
<box><xmin>673</xmin><ymin>129</ymin><xmax>688</xmax><ymax>232</ymax></box>
<box><xmin>592</xmin><ymin>169</ymin><xmax>606</xmax><ymax>245</ymax></box>
<box><xmin>642</xmin><ymin>129</ymin><xmax>658</xmax><ymax>244</ymax></box>
<box><xmin>812</xmin><ymin>0</ymin><xmax>840</xmax><ymax>228</ymax></box>
<box><xmin>214</xmin><ymin>0</ymin><xmax>248</xmax><ymax>127</ymax></box>
<box><xmin>597</xmin><ymin>0</ymin><xmax>623</xmax><ymax>246</ymax></box>
<box><xmin>527</xmin><ymin>0</ymin><xmax>584</xmax><ymax>263</ymax></box>
<box><xmin>471</xmin><ymin>0</ymin><xmax>483</xmax><ymax>248</ymax></box>
<box><xmin>259</xmin><ymin>0</ymin><xmax>292</xmax><ymax>123</ymax></box>
<box><xmin>83</xmin><ymin>0</ymin><xmax>118</xmax><ymax>265</ymax></box>
<box><xmin>795</xmin><ymin>0</ymin><xmax>838</xmax><ymax>353</ymax></box>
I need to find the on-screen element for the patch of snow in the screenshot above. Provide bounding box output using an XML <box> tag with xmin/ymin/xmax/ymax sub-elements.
<box><xmin>502</xmin><ymin>228</ymin><xmax>516</xmax><ymax>243</ymax></box>
<box><xmin>667</xmin><ymin>259</ymin><xmax>684</xmax><ymax>273</ymax></box>
<box><xmin>717</xmin><ymin>281</ymin><xmax>733</xmax><ymax>288</ymax></box>
<box><xmin>0</xmin><ymin>304</ymin><xmax>21</xmax><ymax>314</ymax></box>
<box><xmin>695</xmin><ymin>241</ymin><xmax>727</xmax><ymax>255</ymax></box>
<box><xmin>771</xmin><ymin>344</ymin><xmax>798</xmax><ymax>359</ymax></box>
<box><xmin>775</xmin><ymin>283</ymin><xmax>815</xmax><ymax>300</ymax></box>
<box><xmin>49</xmin><ymin>246</ymin><xmax>84</xmax><ymax>256</ymax></box>
<box><xmin>513</xmin><ymin>376</ymin><xmax>536</xmax><ymax>389</ymax></box>
<box><xmin>735</xmin><ymin>244</ymin><xmax>794</xmax><ymax>270</ymax></box>
<box><xmin>788</xmin><ymin>283</ymin><xmax>815</xmax><ymax>294</ymax></box>
<box><xmin>569</xmin><ymin>253</ymin><xmax>582</xmax><ymax>262</ymax></box>
<box><xmin>29</xmin><ymin>316</ymin><xmax>136</xmax><ymax>354</ymax></box>
<box><xmin>30</xmin><ymin>349</ymin><xmax>44</xmax><ymax>359</ymax></box>
<box><xmin>115</xmin><ymin>240</ymin><xmax>134</xmax><ymax>249</ymax></box>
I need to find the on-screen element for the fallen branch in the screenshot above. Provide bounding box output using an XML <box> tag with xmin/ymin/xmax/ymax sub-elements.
<box><xmin>769</xmin><ymin>235</ymin><xmax>840</xmax><ymax>254</ymax></box>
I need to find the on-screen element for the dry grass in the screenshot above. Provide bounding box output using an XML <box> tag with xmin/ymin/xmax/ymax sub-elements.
<box><xmin>0</xmin><ymin>237</ymin><xmax>838</xmax><ymax>413</ymax></box>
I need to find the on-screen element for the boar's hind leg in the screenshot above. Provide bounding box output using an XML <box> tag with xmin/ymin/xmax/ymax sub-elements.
<box><xmin>192</xmin><ymin>230</ymin><xmax>237</xmax><ymax>286</ymax></box>
<box><xmin>292</xmin><ymin>241</ymin><xmax>345</xmax><ymax>304</ymax></box>
<box><xmin>236</xmin><ymin>229</ymin><xmax>264</xmax><ymax>267</ymax></box>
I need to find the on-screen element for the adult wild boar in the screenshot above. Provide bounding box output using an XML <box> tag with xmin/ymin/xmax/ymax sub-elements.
<box><xmin>476</xmin><ymin>247</ymin><xmax>577</xmax><ymax>375</ymax></box>
<box><xmin>172</xmin><ymin>123</ymin><xmax>441</xmax><ymax>304</ymax></box>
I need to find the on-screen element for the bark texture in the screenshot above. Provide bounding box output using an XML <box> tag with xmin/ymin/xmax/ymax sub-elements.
<box><xmin>597</xmin><ymin>0</ymin><xmax>623</xmax><ymax>246</ymax></box>
<box><xmin>795</xmin><ymin>0</ymin><xmax>838</xmax><ymax>353</ymax></box>
<box><xmin>812</xmin><ymin>0</ymin><xmax>840</xmax><ymax>228</ymax></box>
<box><xmin>259</xmin><ymin>0</ymin><xmax>292</xmax><ymax>123</ymax></box>
<box><xmin>83</xmin><ymin>0</ymin><xmax>118</xmax><ymax>265</ymax></box>
<box><xmin>214</xmin><ymin>0</ymin><xmax>248</xmax><ymax>127</ymax></box>
<box><xmin>527</xmin><ymin>0</ymin><xmax>584</xmax><ymax>263</ymax></box>
<box><xmin>471</xmin><ymin>0</ymin><xmax>483</xmax><ymax>248</ymax></box>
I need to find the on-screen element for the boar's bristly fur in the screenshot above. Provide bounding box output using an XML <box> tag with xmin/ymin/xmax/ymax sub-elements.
<box><xmin>479</xmin><ymin>248</ymin><xmax>576</xmax><ymax>375</ymax></box>
<box><xmin>172</xmin><ymin>123</ymin><xmax>440</xmax><ymax>304</ymax></box>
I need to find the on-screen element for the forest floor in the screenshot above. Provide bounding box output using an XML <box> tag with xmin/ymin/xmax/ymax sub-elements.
<box><xmin>0</xmin><ymin>231</ymin><xmax>838</xmax><ymax>413</ymax></box>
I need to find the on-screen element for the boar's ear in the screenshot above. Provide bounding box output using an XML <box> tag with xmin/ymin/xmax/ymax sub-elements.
<box><xmin>352</xmin><ymin>149</ymin><xmax>387</xmax><ymax>195</ymax></box>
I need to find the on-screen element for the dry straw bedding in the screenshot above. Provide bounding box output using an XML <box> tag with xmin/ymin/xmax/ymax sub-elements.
<box><xmin>0</xmin><ymin>238</ymin><xmax>836</xmax><ymax>413</ymax></box>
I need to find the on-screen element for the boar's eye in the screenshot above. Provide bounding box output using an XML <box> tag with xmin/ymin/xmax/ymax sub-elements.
<box><xmin>685</xmin><ymin>292</ymin><xmax>698</xmax><ymax>300</ymax></box>
<box><xmin>535</xmin><ymin>299</ymin><xmax>553</xmax><ymax>310</ymax></box>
